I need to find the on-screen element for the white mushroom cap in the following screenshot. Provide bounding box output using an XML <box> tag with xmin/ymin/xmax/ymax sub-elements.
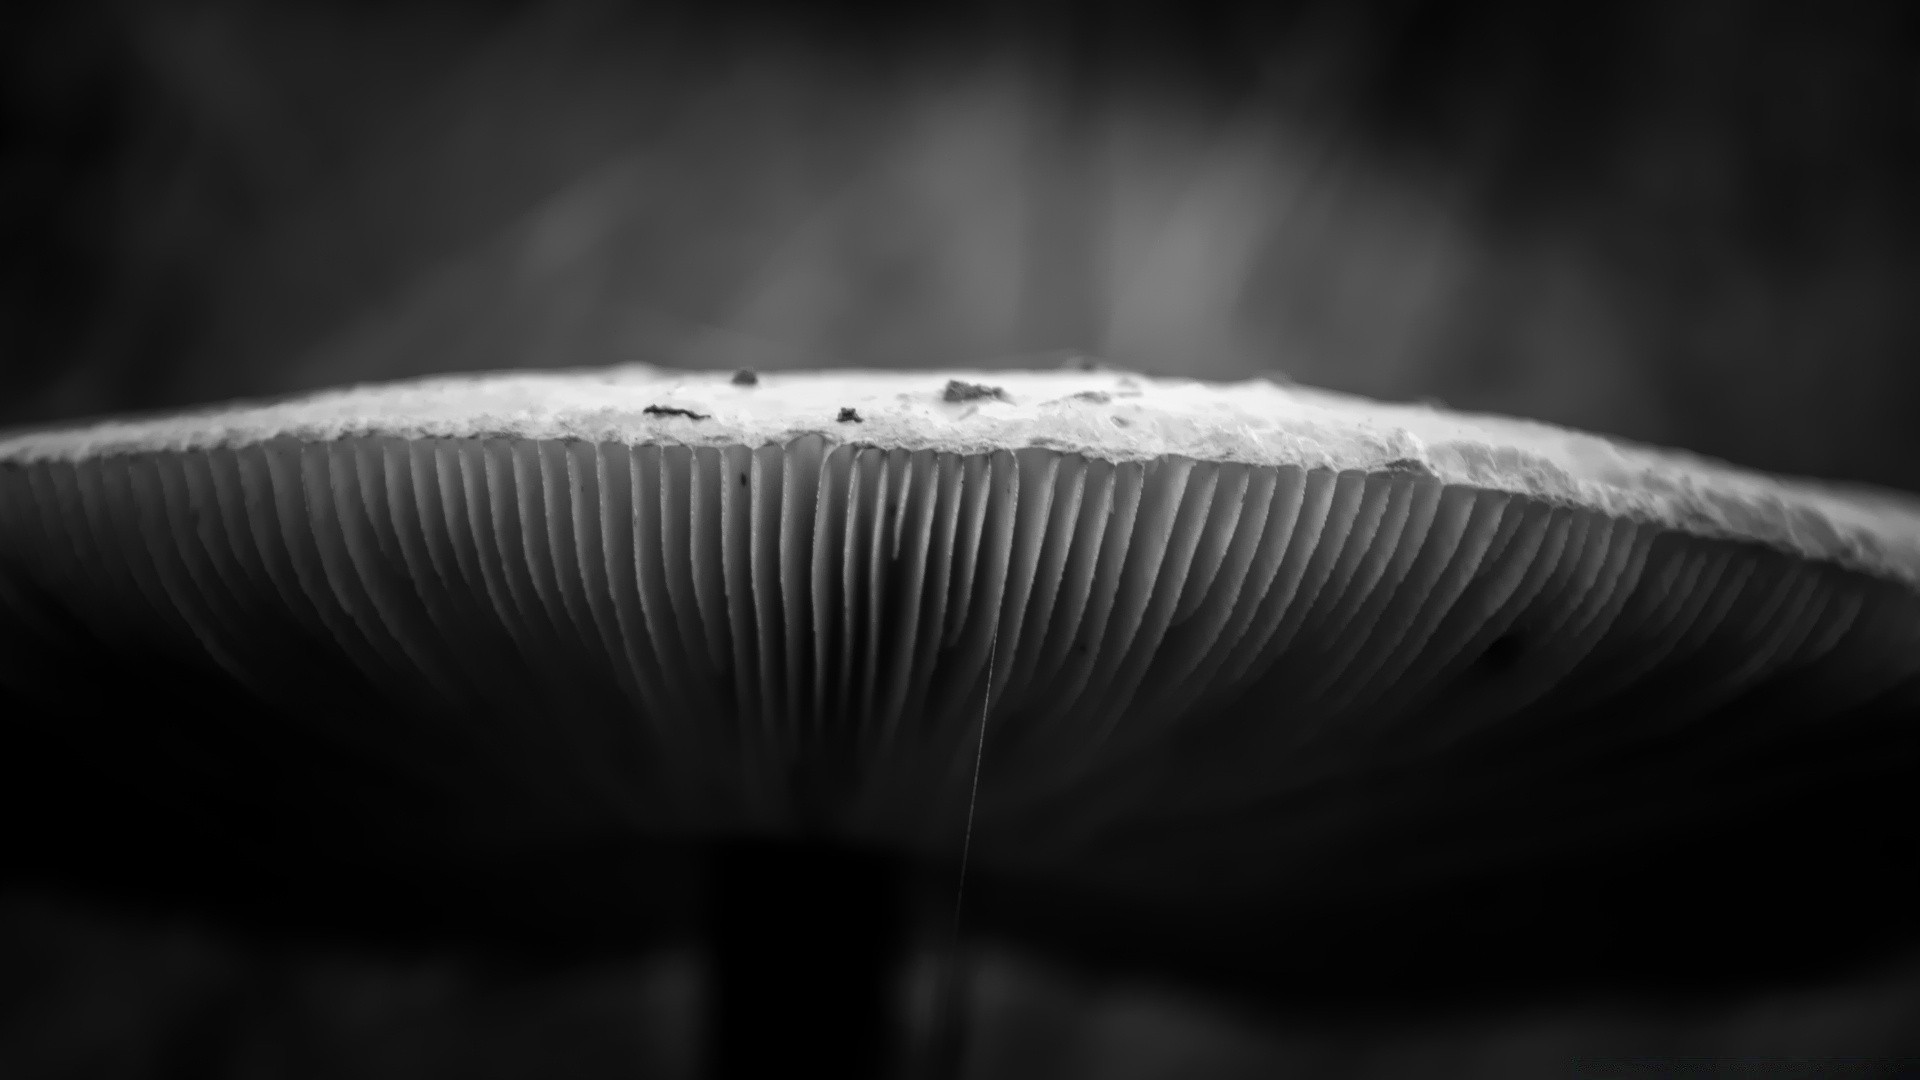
<box><xmin>6</xmin><ymin>365</ymin><xmax>1915</xmax><ymax>588</ymax></box>
<box><xmin>3</xmin><ymin>364</ymin><xmax>1918</xmax><ymax>922</ymax></box>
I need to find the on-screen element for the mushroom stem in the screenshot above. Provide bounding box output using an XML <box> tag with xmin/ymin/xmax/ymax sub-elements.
<box><xmin>915</xmin><ymin>937</ymin><xmax>975</xmax><ymax>1080</ymax></box>
<box><xmin>706</xmin><ymin>839</ymin><xmax>909</xmax><ymax>1080</ymax></box>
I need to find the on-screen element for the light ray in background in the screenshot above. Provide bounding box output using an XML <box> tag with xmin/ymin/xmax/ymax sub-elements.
<box><xmin>276</xmin><ymin>41</ymin><xmax>1556</xmax><ymax>420</ymax></box>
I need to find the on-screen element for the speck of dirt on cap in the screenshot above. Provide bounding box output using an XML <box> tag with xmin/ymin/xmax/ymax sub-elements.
<box><xmin>643</xmin><ymin>404</ymin><xmax>710</xmax><ymax>421</ymax></box>
<box><xmin>943</xmin><ymin>380</ymin><xmax>1008</xmax><ymax>404</ymax></box>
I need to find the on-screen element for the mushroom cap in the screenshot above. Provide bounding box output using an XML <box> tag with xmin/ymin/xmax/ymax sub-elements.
<box><xmin>3</xmin><ymin>364</ymin><xmax>1918</xmax><ymax>942</ymax></box>
<box><xmin>9</xmin><ymin>366</ymin><xmax>1915</xmax><ymax>588</ymax></box>
<box><xmin>7</xmin><ymin>363</ymin><xmax>1912</xmax><ymax>584</ymax></box>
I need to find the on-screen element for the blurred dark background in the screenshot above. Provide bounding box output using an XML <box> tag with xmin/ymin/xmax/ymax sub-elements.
<box><xmin>6</xmin><ymin>0</ymin><xmax>1920</xmax><ymax>1075</ymax></box>
<box><xmin>5</xmin><ymin>0</ymin><xmax>1920</xmax><ymax>488</ymax></box>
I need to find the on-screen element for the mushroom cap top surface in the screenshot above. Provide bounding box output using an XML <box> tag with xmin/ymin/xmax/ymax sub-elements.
<box><xmin>4</xmin><ymin>364</ymin><xmax>1915</xmax><ymax>589</ymax></box>
<box><xmin>4</xmin><ymin>364</ymin><xmax>1920</xmax><ymax>949</ymax></box>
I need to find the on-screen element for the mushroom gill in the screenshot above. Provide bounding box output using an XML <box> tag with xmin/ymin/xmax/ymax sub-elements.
<box><xmin>3</xmin><ymin>364</ymin><xmax>1919</xmax><ymax>1074</ymax></box>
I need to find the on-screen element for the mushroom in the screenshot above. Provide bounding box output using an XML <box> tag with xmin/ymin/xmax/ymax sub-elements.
<box><xmin>4</xmin><ymin>364</ymin><xmax>1919</xmax><ymax>1075</ymax></box>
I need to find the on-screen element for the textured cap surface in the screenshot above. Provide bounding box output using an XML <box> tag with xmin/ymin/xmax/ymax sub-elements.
<box><xmin>2</xmin><ymin>365</ymin><xmax>1917</xmax><ymax>915</ymax></box>
<box><xmin>6</xmin><ymin>365</ymin><xmax>1915</xmax><ymax>587</ymax></box>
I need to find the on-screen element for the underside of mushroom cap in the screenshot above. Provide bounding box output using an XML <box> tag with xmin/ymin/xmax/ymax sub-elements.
<box><xmin>3</xmin><ymin>365</ymin><xmax>1918</xmax><ymax>922</ymax></box>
